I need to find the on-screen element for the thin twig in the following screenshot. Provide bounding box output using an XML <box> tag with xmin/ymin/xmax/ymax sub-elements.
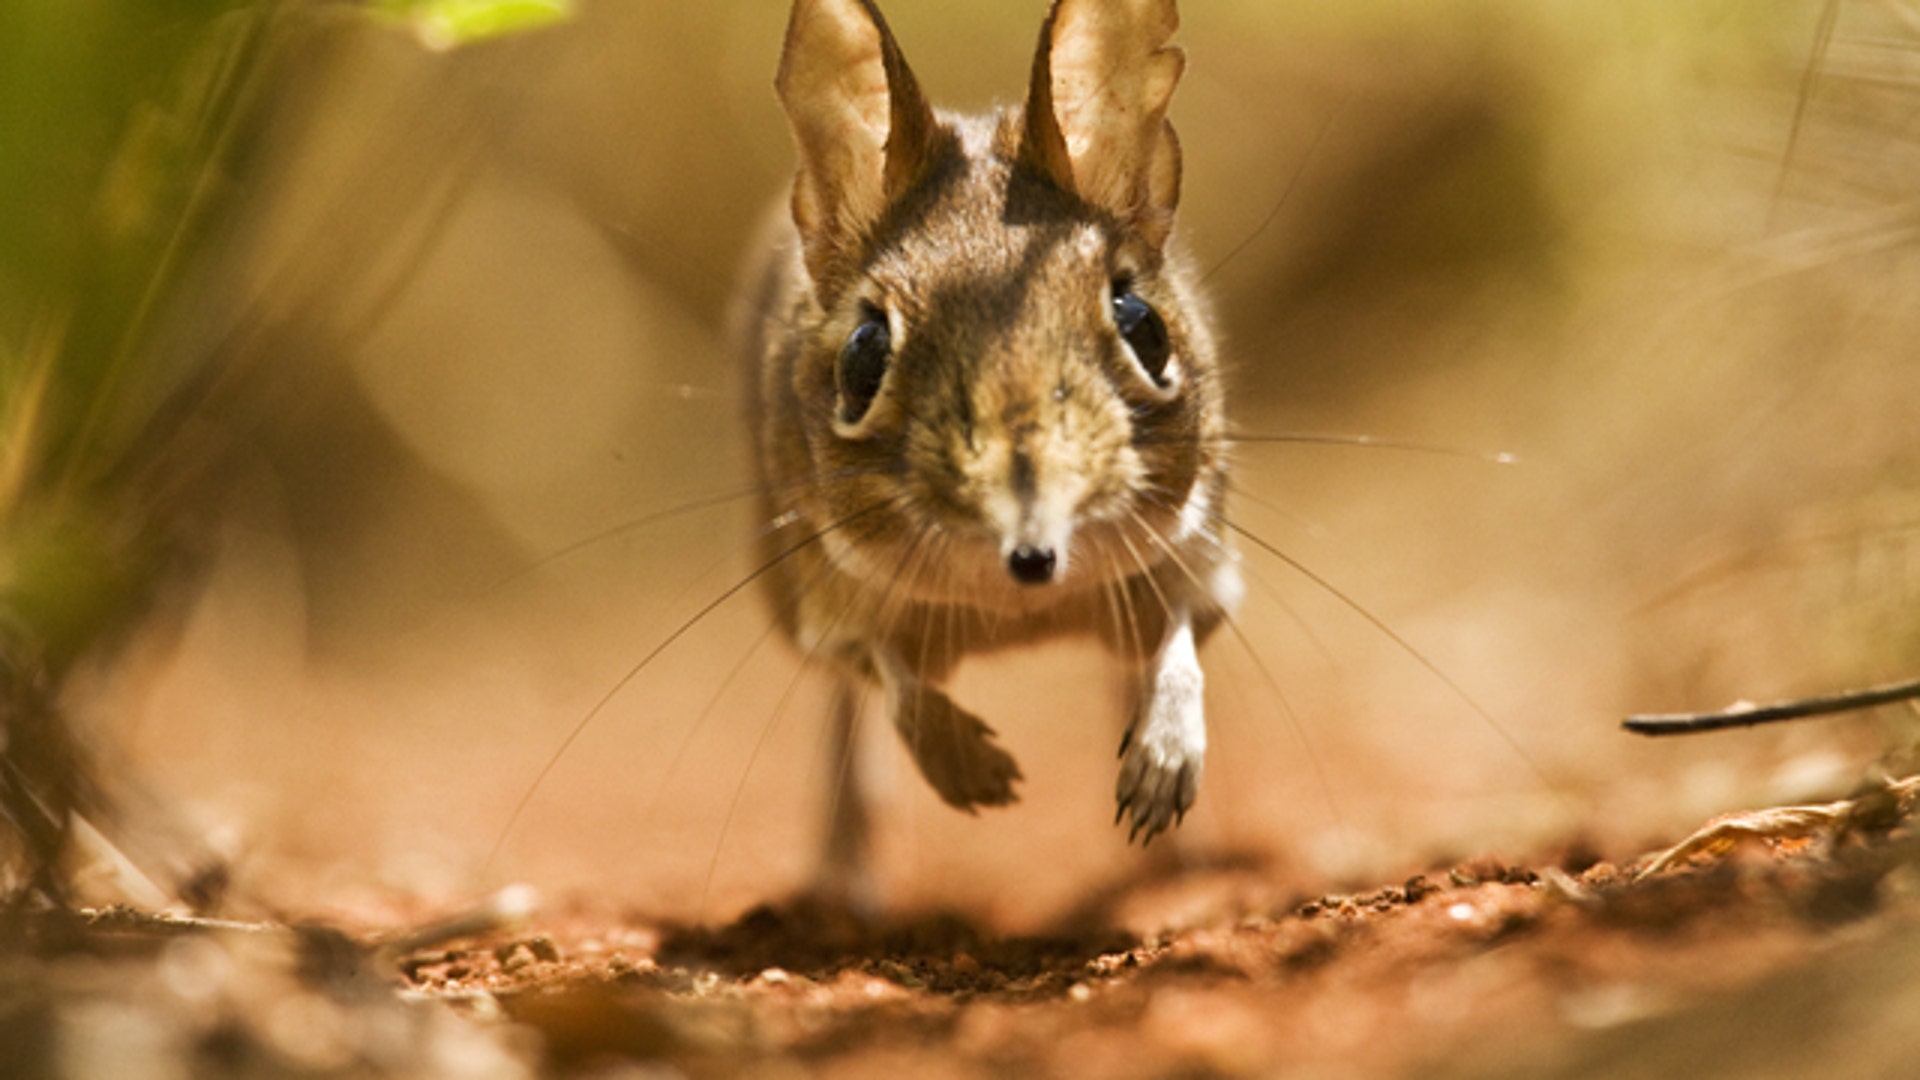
<box><xmin>10</xmin><ymin>905</ymin><xmax>284</xmax><ymax>938</ymax></box>
<box><xmin>373</xmin><ymin>884</ymin><xmax>539</xmax><ymax>962</ymax></box>
<box><xmin>1624</xmin><ymin>675</ymin><xmax>1920</xmax><ymax>735</ymax></box>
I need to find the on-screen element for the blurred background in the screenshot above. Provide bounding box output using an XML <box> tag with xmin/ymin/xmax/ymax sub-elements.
<box><xmin>7</xmin><ymin>0</ymin><xmax>1919</xmax><ymax>929</ymax></box>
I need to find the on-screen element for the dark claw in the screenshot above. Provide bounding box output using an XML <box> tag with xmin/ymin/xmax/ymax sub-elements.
<box><xmin>1115</xmin><ymin>740</ymin><xmax>1200</xmax><ymax>845</ymax></box>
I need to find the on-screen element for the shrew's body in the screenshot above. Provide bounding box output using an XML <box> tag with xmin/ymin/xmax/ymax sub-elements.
<box><xmin>740</xmin><ymin>0</ymin><xmax>1239</xmax><ymax>895</ymax></box>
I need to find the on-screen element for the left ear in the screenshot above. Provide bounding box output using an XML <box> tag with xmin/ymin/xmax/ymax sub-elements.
<box><xmin>776</xmin><ymin>0</ymin><xmax>939</xmax><ymax>292</ymax></box>
<box><xmin>1019</xmin><ymin>0</ymin><xmax>1186</xmax><ymax>251</ymax></box>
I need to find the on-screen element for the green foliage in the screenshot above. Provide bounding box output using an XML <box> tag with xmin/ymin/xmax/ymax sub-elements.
<box><xmin>0</xmin><ymin>0</ymin><xmax>264</xmax><ymax>676</ymax></box>
<box><xmin>375</xmin><ymin>0</ymin><xmax>571</xmax><ymax>49</ymax></box>
<box><xmin>0</xmin><ymin>0</ymin><xmax>570</xmax><ymax>677</ymax></box>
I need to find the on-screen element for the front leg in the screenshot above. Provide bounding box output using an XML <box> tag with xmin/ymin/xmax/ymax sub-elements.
<box><xmin>873</xmin><ymin>645</ymin><xmax>1023</xmax><ymax>813</ymax></box>
<box><xmin>1116</xmin><ymin>611</ymin><xmax>1206</xmax><ymax>844</ymax></box>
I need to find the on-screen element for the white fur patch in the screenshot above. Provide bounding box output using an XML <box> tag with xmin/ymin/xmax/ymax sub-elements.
<box><xmin>1142</xmin><ymin>619</ymin><xmax>1206</xmax><ymax>761</ymax></box>
<box><xmin>1174</xmin><ymin>482</ymin><xmax>1210</xmax><ymax>542</ymax></box>
<box><xmin>1210</xmin><ymin>558</ymin><xmax>1245</xmax><ymax>615</ymax></box>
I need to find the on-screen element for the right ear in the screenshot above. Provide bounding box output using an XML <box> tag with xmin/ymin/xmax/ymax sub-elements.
<box><xmin>1019</xmin><ymin>0</ymin><xmax>1186</xmax><ymax>252</ymax></box>
<box><xmin>776</xmin><ymin>0</ymin><xmax>937</xmax><ymax>293</ymax></box>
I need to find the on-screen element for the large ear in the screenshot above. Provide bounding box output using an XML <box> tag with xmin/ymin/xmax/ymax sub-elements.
<box><xmin>1020</xmin><ymin>0</ymin><xmax>1185</xmax><ymax>250</ymax></box>
<box><xmin>776</xmin><ymin>0</ymin><xmax>938</xmax><ymax>290</ymax></box>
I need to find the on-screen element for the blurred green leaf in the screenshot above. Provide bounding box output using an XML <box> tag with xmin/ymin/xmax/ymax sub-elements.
<box><xmin>0</xmin><ymin>1</ymin><xmax>275</xmax><ymax>688</ymax></box>
<box><xmin>377</xmin><ymin>0</ymin><xmax>571</xmax><ymax>49</ymax></box>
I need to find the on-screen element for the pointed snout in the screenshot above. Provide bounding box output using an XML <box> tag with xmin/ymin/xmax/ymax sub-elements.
<box><xmin>965</xmin><ymin>397</ymin><xmax>1093</xmax><ymax>590</ymax></box>
<box><xmin>1005</xmin><ymin>544</ymin><xmax>1058</xmax><ymax>585</ymax></box>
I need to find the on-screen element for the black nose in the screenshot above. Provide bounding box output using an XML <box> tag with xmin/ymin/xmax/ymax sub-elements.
<box><xmin>1006</xmin><ymin>545</ymin><xmax>1057</xmax><ymax>585</ymax></box>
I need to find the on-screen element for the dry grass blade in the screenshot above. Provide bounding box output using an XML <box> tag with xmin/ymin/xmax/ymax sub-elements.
<box><xmin>1636</xmin><ymin>775</ymin><xmax>1920</xmax><ymax>879</ymax></box>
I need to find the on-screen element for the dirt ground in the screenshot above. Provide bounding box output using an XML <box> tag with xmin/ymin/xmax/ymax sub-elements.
<box><xmin>9</xmin><ymin>783</ymin><xmax>1920</xmax><ymax>1080</ymax></box>
<box><xmin>9</xmin><ymin>3</ymin><xmax>1920</xmax><ymax>1078</ymax></box>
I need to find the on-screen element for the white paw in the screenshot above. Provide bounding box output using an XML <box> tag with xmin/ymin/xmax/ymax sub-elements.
<box><xmin>1115</xmin><ymin>618</ymin><xmax>1206</xmax><ymax>844</ymax></box>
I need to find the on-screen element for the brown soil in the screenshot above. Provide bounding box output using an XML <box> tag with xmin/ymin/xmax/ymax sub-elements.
<box><xmin>9</xmin><ymin>798</ymin><xmax>1920</xmax><ymax>1080</ymax></box>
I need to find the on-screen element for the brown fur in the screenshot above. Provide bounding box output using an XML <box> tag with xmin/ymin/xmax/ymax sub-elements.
<box><xmin>741</xmin><ymin>0</ymin><xmax>1236</xmax><ymax>897</ymax></box>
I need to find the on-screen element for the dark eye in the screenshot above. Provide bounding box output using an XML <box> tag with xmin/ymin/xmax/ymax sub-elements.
<box><xmin>1111</xmin><ymin>283</ymin><xmax>1171</xmax><ymax>387</ymax></box>
<box><xmin>837</xmin><ymin>304</ymin><xmax>891</xmax><ymax>424</ymax></box>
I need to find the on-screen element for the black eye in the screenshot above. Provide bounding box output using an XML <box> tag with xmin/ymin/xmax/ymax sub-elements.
<box><xmin>1111</xmin><ymin>284</ymin><xmax>1171</xmax><ymax>387</ymax></box>
<box><xmin>837</xmin><ymin>304</ymin><xmax>891</xmax><ymax>424</ymax></box>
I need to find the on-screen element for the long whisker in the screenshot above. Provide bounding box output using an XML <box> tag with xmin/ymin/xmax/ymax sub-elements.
<box><xmin>699</xmin><ymin>624</ymin><xmax>849</xmax><ymax>923</ymax></box>
<box><xmin>1215</xmin><ymin>512</ymin><xmax>1567</xmax><ymax>801</ymax></box>
<box><xmin>1109</xmin><ymin>523</ymin><xmax>1203</xmax><ymax>840</ymax></box>
<box><xmin>489</xmin><ymin>464</ymin><xmax>908</xmax><ymax>591</ymax></box>
<box><xmin>483</xmin><ymin>496</ymin><xmax>901</xmax><ymax>875</ymax></box>
<box><xmin>485</xmin><ymin>485</ymin><xmax>762</xmax><ymax>593</ymax></box>
<box><xmin>639</xmin><ymin>503</ymin><xmax>906</xmax><ymax>834</ymax></box>
<box><xmin>1224</xmin><ymin>432</ymin><xmax>1518</xmax><ymax>467</ymax></box>
<box><xmin>1099</xmin><ymin>572</ymin><xmax>1142</xmax><ymax>704</ymax></box>
<box><xmin>700</xmin><ymin>508</ymin><xmax>933</xmax><ymax>918</ymax></box>
<box><xmin>907</xmin><ymin>531</ymin><xmax>945</xmax><ymax>799</ymax></box>
<box><xmin>1222</xmin><ymin>477</ymin><xmax>1329</xmax><ymax>544</ymax></box>
<box><xmin>1142</xmin><ymin>487</ymin><xmax>1342</xmax><ymax>675</ymax></box>
<box><xmin>1204</xmin><ymin>92</ymin><xmax>1349</xmax><ymax>283</ymax></box>
<box><xmin>1112</xmin><ymin>528</ymin><xmax>1174</xmax><ymax>627</ymax></box>
<box><xmin>1134</xmin><ymin>430</ymin><xmax>1520</xmax><ymax>467</ymax></box>
<box><xmin>1630</xmin><ymin>513</ymin><xmax>1920</xmax><ymax>616</ymax></box>
<box><xmin>795</xmin><ymin>518</ymin><xmax>930</xmax><ymax>852</ymax></box>
<box><xmin>639</xmin><ymin>611</ymin><xmax>788</xmax><ymax>829</ymax></box>
<box><xmin>697</xmin><ymin>602</ymin><xmax>851</xmax><ymax>921</ymax></box>
<box><xmin>892</xmin><ymin>526</ymin><xmax>950</xmax><ymax>824</ymax></box>
<box><xmin>822</xmin><ymin>513</ymin><xmax>935</xmax><ymax>822</ymax></box>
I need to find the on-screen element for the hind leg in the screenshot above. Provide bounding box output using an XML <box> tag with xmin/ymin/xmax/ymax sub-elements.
<box><xmin>810</xmin><ymin>643</ymin><xmax>1024</xmax><ymax>909</ymax></box>
<box><xmin>813</xmin><ymin>671</ymin><xmax>881</xmax><ymax>911</ymax></box>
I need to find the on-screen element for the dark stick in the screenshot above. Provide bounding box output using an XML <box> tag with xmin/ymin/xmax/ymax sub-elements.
<box><xmin>1623</xmin><ymin>675</ymin><xmax>1920</xmax><ymax>735</ymax></box>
